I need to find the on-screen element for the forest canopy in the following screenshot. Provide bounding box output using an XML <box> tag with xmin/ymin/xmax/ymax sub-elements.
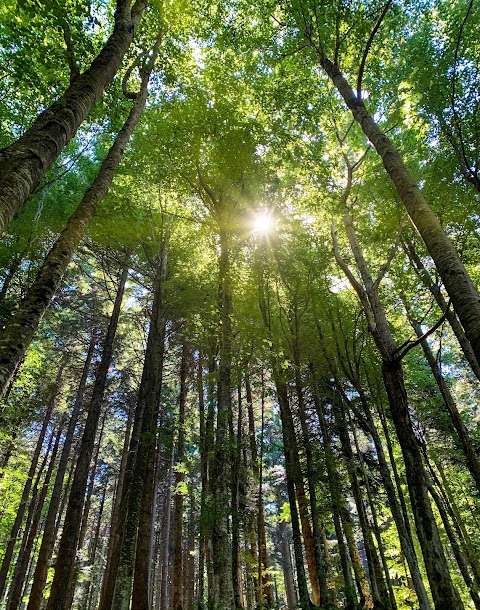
<box><xmin>0</xmin><ymin>1</ymin><xmax>480</xmax><ymax>610</ymax></box>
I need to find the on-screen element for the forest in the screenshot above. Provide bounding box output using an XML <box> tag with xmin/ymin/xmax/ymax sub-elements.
<box><xmin>0</xmin><ymin>0</ymin><xmax>479</xmax><ymax>609</ymax></box>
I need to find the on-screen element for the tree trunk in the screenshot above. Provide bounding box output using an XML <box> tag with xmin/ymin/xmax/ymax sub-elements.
<box><xmin>6</xmin><ymin>418</ymin><xmax>64</xmax><ymax>610</ymax></box>
<box><xmin>257</xmin><ymin>378</ymin><xmax>273</xmax><ymax>608</ymax></box>
<box><xmin>107</xmin><ymin>235</ymin><xmax>168</xmax><ymax>610</ymax></box>
<box><xmin>278</xmin><ymin>521</ymin><xmax>297</xmax><ymax>610</ymax></box>
<box><xmin>198</xmin><ymin>356</ymin><xmax>207</xmax><ymax>610</ymax></box>
<box><xmin>99</xmin><ymin>397</ymin><xmax>134</xmax><ymax>610</ymax></box>
<box><xmin>275</xmin><ymin>379</ymin><xmax>312</xmax><ymax>609</ymax></box>
<box><xmin>291</xmin><ymin>327</ymin><xmax>329</xmax><ymax>606</ymax></box>
<box><xmin>335</xmin><ymin>210</ymin><xmax>464</xmax><ymax>610</ymax></box>
<box><xmin>402</xmin><ymin>236</ymin><xmax>480</xmax><ymax>382</ymax></box>
<box><xmin>408</xmin><ymin>313</ymin><xmax>480</xmax><ymax>491</ymax></box>
<box><xmin>211</xmin><ymin>227</ymin><xmax>234</xmax><ymax>609</ymax></box>
<box><xmin>186</xmin><ymin>488</ymin><xmax>196</xmax><ymax>610</ymax></box>
<box><xmin>172</xmin><ymin>344</ymin><xmax>188</xmax><ymax>610</ymax></box>
<box><xmin>318</xmin><ymin>53</ymin><xmax>480</xmax><ymax>367</ymax></box>
<box><xmin>231</xmin><ymin>386</ymin><xmax>243</xmax><ymax>609</ymax></box>
<box><xmin>0</xmin><ymin>46</ymin><xmax>156</xmax><ymax>398</ymax></box>
<box><xmin>0</xmin><ymin>366</ymin><xmax>61</xmax><ymax>600</ymax></box>
<box><xmin>45</xmin><ymin>261</ymin><xmax>128</xmax><ymax>610</ymax></box>
<box><xmin>160</xmin><ymin>445</ymin><xmax>175</xmax><ymax>610</ymax></box>
<box><xmin>340</xmin><ymin>500</ymin><xmax>373</xmax><ymax>609</ymax></box>
<box><xmin>0</xmin><ymin>0</ymin><xmax>147</xmax><ymax>233</ymax></box>
<box><xmin>64</xmin><ymin>411</ymin><xmax>108</xmax><ymax>608</ymax></box>
<box><xmin>28</xmin><ymin>333</ymin><xmax>95</xmax><ymax>609</ymax></box>
<box><xmin>312</xmin><ymin>383</ymin><xmax>357</xmax><ymax>610</ymax></box>
<box><xmin>335</xmin><ymin>402</ymin><xmax>389</xmax><ymax>609</ymax></box>
<box><xmin>428</xmin><ymin>483</ymin><xmax>480</xmax><ymax>610</ymax></box>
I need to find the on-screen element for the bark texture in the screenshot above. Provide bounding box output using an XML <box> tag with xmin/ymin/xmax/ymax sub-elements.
<box><xmin>318</xmin><ymin>55</ymin><xmax>480</xmax><ymax>367</ymax></box>
<box><xmin>45</xmin><ymin>262</ymin><xmax>128</xmax><ymax>610</ymax></box>
<box><xmin>0</xmin><ymin>0</ymin><xmax>146</xmax><ymax>233</ymax></box>
<box><xmin>0</xmin><ymin>61</ymin><xmax>153</xmax><ymax>398</ymax></box>
<box><xmin>333</xmin><ymin>211</ymin><xmax>464</xmax><ymax>610</ymax></box>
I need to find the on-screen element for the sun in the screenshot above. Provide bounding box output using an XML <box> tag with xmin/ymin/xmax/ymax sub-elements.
<box><xmin>254</xmin><ymin>210</ymin><xmax>273</xmax><ymax>234</ymax></box>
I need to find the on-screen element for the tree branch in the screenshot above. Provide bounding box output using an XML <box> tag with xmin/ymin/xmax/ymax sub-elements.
<box><xmin>394</xmin><ymin>302</ymin><xmax>451</xmax><ymax>362</ymax></box>
<box><xmin>356</xmin><ymin>0</ymin><xmax>392</xmax><ymax>99</ymax></box>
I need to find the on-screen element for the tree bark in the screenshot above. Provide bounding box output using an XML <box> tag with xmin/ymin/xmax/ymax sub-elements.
<box><xmin>317</xmin><ymin>53</ymin><xmax>480</xmax><ymax>367</ymax></box>
<box><xmin>257</xmin><ymin>378</ymin><xmax>273</xmax><ymax>608</ymax></box>
<box><xmin>402</xmin><ymin>236</ymin><xmax>480</xmax><ymax>382</ymax></box>
<box><xmin>291</xmin><ymin>326</ymin><xmax>329</xmax><ymax>606</ymax></box>
<box><xmin>274</xmin><ymin>379</ymin><xmax>312</xmax><ymax>609</ymax></box>
<box><xmin>312</xmin><ymin>384</ymin><xmax>358</xmax><ymax>610</ymax></box>
<box><xmin>335</xmin><ymin>210</ymin><xmax>464</xmax><ymax>610</ymax></box>
<box><xmin>99</xmin><ymin>397</ymin><xmax>134</xmax><ymax>610</ymax></box>
<box><xmin>0</xmin><ymin>0</ymin><xmax>147</xmax><ymax>233</ymax></box>
<box><xmin>0</xmin><ymin>366</ymin><xmax>61</xmax><ymax>600</ymax></box>
<box><xmin>107</xmin><ymin>235</ymin><xmax>168</xmax><ymax>610</ymax></box>
<box><xmin>172</xmin><ymin>344</ymin><xmax>188</xmax><ymax>610</ymax></box>
<box><xmin>428</xmin><ymin>483</ymin><xmax>480</xmax><ymax>610</ymax></box>
<box><xmin>211</xmin><ymin>226</ymin><xmax>234</xmax><ymax>609</ymax></box>
<box><xmin>231</xmin><ymin>387</ymin><xmax>243</xmax><ymax>609</ymax></box>
<box><xmin>45</xmin><ymin>261</ymin><xmax>128</xmax><ymax>610</ymax></box>
<box><xmin>27</xmin><ymin>332</ymin><xmax>95</xmax><ymax>610</ymax></box>
<box><xmin>408</xmin><ymin>312</ymin><xmax>480</xmax><ymax>491</ymax></box>
<box><xmin>0</xmin><ymin>48</ymin><xmax>155</xmax><ymax>398</ymax></box>
<box><xmin>335</xmin><ymin>401</ymin><xmax>389</xmax><ymax>609</ymax></box>
<box><xmin>6</xmin><ymin>418</ymin><xmax>64</xmax><ymax>610</ymax></box>
<box><xmin>278</xmin><ymin>521</ymin><xmax>297</xmax><ymax>610</ymax></box>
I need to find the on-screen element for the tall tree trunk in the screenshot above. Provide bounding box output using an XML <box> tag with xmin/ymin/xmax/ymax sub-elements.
<box><xmin>204</xmin><ymin>353</ymin><xmax>216</xmax><ymax>610</ymax></box>
<box><xmin>291</xmin><ymin>326</ymin><xmax>329</xmax><ymax>606</ymax></box>
<box><xmin>211</xmin><ymin>226</ymin><xmax>234</xmax><ymax>609</ymax></box>
<box><xmin>107</xmin><ymin>234</ymin><xmax>168</xmax><ymax>610</ymax></box>
<box><xmin>402</xmin><ymin>236</ymin><xmax>480</xmax><ymax>382</ymax></box>
<box><xmin>172</xmin><ymin>344</ymin><xmax>188</xmax><ymax>610</ymax></box>
<box><xmin>0</xmin><ymin>41</ymin><xmax>159</xmax><ymax>398</ymax></box>
<box><xmin>274</xmin><ymin>379</ymin><xmax>312</xmax><ymax>609</ymax></box>
<box><xmin>278</xmin><ymin>521</ymin><xmax>297</xmax><ymax>610</ymax></box>
<box><xmin>314</xmin><ymin>48</ymin><xmax>480</xmax><ymax>365</ymax></box>
<box><xmin>65</xmin><ymin>410</ymin><xmax>108</xmax><ymax>608</ymax></box>
<box><xmin>6</xmin><ymin>417</ymin><xmax>64</xmax><ymax>610</ymax></box>
<box><xmin>160</xmin><ymin>445</ymin><xmax>175</xmax><ymax>610</ymax></box>
<box><xmin>425</xmin><ymin>457</ymin><xmax>480</xmax><ymax>587</ymax></box>
<box><xmin>231</xmin><ymin>386</ymin><xmax>243</xmax><ymax>609</ymax></box>
<box><xmin>349</xmin><ymin>409</ymin><xmax>398</xmax><ymax>610</ymax></box>
<box><xmin>0</xmin><ymin>0</ymin><xmax>147</xmax><ymax>233</ymax></box>
<box><xmin>313</xmin><ymin>382</ymin><xmax>357</xmax><ymax>610</ymax></box>
<box><xmin>186</xmin><ymin>487</ymin><xmax>196</xmax><ymax>610</ymax></box>
<box><xmin>337</xmin><ymin>372</ymin><xmax>431</xmax><ymax>610</ymax></box>
<box><xmin>335</xmin><ymin>402</ymin><xmax>389</xmax><ymax>609</ymax></box>
<box><xmin>78</xmin><ymin>481</ymin><xmax>108</xmax><ymax>610</ymax></box>
<box><xmin>258</xmin><ymin>278</ymin><xmax>311</xmax><ymax>609</ymax></box>
<box><xmin>198</xmin><ymin>356</ymin><xmax>207</xmax><ymax>610</ymax></box>
<box><xmin>99</xmin><ymin>397</ymin><xmax>134</xmax><ymax>610</ymax></box>
<box><xmin>408</xmin><ymin>312</ymin><xmax>480</xmax><ymax>490</ymax></box>
<box><xmin>0</xmin><ymin>365</ymin><xmax>62</xmax><ymax>600</ymax></box>
<box><xmin>45</xmin><ymin>261</ymin><xmax>128</xmax><ymax>610</ymax></box>
<box><xmin>131</xmin><ymin>388</ymin><xmax>166</xmax><ymax>609</ymax></box>
<box><xmin>245</xmin><ymin>375</ymin><xmax>260</xmax><ymax>608</ymax></box>
<box><xmin>28</xmin><ymin>333</ymin><xmax>95</xmax><ymax>610</ymax></box>
<box><xmin>334</xmin><ymin>210</ymin><xmax>464</xmax><ymax>610</ymax></box>
<box><xmin>427</xmin><ymin>483</ymin><xmax>480</xmax><ymax>610</ymax></box>
<box><xmin>257</xmin><ymin>377</ymin><xmax>273</xmax><ymax>608</ymax></box>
